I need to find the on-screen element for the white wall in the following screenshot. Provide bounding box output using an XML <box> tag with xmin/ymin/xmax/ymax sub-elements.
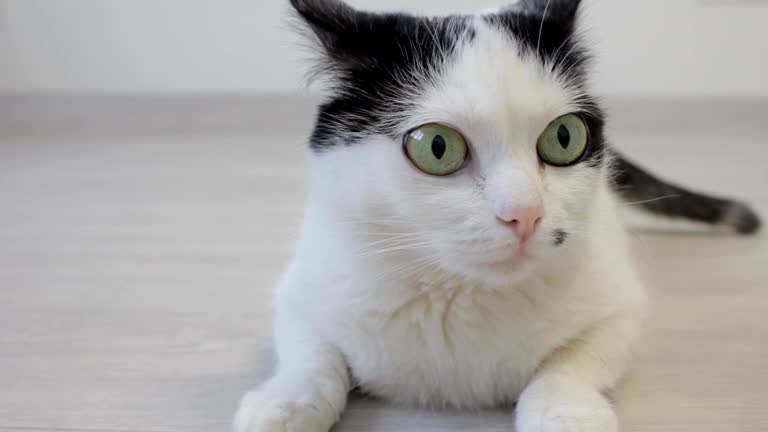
<box><xmin>0</xmin><ymin>0</ymin><xmax>767</xmax><ymax>97</ymax></box>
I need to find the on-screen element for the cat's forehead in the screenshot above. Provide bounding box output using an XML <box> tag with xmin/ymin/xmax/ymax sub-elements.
<box><xmin>413</xmin><ymin>19</ymin><xmax>583</xmax><ymax>134</ymax></box>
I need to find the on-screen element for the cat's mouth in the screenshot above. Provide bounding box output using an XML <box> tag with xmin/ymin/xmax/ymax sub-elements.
<box><xmin>475</xmin><ymin>248</ymin><xmax>532</xmax><ymax>272</ymax></box>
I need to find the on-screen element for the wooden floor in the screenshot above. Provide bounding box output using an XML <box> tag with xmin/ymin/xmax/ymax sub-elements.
<box><xmin>1</xmin><ymin>103</ymin><xmax>766</xmax><ymax>432</ymax></box>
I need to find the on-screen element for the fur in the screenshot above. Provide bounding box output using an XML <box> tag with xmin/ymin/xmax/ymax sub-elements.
<box><xmin>234</xmin><ymin>1</ymin><xmax>760</xmax><ymax>431</ymax></box>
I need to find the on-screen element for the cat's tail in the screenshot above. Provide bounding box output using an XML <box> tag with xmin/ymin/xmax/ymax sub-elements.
<box><xmin>610</xmin><ymin>151</ymin><xmax>762</xmax><ymax>234</ymax></box>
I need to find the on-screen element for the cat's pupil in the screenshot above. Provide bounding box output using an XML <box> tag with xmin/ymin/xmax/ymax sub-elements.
<box><xmin>557</xmin><ymin>125</ymin><xmax>571</xmax><ymax>149</ymax></box>
<box><xmin>432</xmin><ymin>135</ymin><xmax>447</xmax><ymax>159</ymax></box>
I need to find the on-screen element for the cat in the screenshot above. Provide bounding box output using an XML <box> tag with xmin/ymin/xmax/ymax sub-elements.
<box><xmin>234</xmin><ymin>1</ymin><xmax>761</xmax><ymax>431</ymax></box>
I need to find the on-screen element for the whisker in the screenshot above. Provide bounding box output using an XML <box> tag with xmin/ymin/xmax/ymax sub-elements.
<box><xmin>536</xmin><ymin>0</ymin><xmax>554</xmax><ymax>55</ymax></box>
<box><xmin>358</xmin><ymin>235</ymin><xmax>429</xmax><ymax>250</ymax></box>
<box><xmin>371</xmin><ymin>255</ymin><xmax>442</xmax><ymax>282</ymax></box>
<box><xmin>353</xmin><ymin>231</ymin><xmax>426</xmax><ymax>238</ymax></box>
<box><xmin>622</xmin><ymin>195</ymin><xmax>681</xmax><ymax>207</ymax></box>
<box><xmin>356</xmin><ymin>241</ymin><xmax>436</xmax><ymax>258</ymax></box>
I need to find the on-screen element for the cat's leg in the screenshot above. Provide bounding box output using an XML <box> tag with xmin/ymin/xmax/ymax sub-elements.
<box><xmin>233</xmin><ymin>323</ymin><xmax>351</xmax><ymax>432</ymax></box>
<box><xmin>515</xmin><ymin>314</ymin><xmax>643</xmax><ymax>432</ymax></box>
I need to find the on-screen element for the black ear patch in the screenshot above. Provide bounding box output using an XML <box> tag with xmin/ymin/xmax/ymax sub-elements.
<box><xmin>290</xmin><ymin>0</ymin><xmax>356</xmax><ymax>29</ymax></box>
<box><xmin>290</xmin><ymin>0</ymin><xmax>467</xmax><ymax>73</ymax></box>
<box><xmin>289</xmin><ymin>0</ymin><xmax>370</xmax><ymax>65</ymax></box>
<box><xmin>487</xmin><ymin>0</ymin><xmax>584</xmax><ymax>64</ymax></box>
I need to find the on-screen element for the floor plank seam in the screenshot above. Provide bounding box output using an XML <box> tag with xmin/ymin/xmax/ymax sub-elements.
<box><xmin>0</xmin><ymin>426</ymin><xmax>175</xmax><ymax>432</ymax></box>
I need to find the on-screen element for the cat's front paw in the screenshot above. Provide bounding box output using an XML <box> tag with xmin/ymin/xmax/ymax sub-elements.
<box><xmin>233</xmin><ymin>390</ymin><xmax>330</xmax><ymax>432</ymax></box>
<box><xmin>516</xmin><ymin>377</ymin><xmax>618</xmax><ymax>432</ymax></box>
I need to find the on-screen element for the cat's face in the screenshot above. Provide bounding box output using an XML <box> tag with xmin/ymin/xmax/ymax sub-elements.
<box><xmin>295</xmin><ymin>0</ymin><xmax>607</xmax><ymax>286</ymax></box>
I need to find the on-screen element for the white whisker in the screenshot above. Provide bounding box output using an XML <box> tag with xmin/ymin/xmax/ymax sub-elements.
<box><xmin>622</xmin><ymin>195</ymin><xmax>681</xmax><ymax>207</ymax></box>
<box><xmin>536</xmin><ymin>0</ymin><xmax>554</xmax><ymax>55</ymax></box>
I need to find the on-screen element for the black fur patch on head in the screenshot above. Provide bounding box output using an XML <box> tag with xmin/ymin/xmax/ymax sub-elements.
<box><xmin>291</xmin><ymin>0</ymin><xmax>473</xmax><ymax>150</ymax></box>
<box><xmin>290</xmin><ymin>0</ymin><xmax>604</xmax><ymax>164</ymax></box>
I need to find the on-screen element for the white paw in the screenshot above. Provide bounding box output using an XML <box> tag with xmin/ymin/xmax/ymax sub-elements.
<box><xmin>233</xmin><ymin>390</ymin><xmax>331</xmax><ymax>432</ymax></box>
<box><xmin>516</xmin><ymin>378</ymin><xmax>618</xmax><ymax>432</ymax></box>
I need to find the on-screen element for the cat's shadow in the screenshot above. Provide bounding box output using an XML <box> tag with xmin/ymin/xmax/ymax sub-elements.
<box><xmin>333</xmin><ymin>390</ymin><xmax>516</xmax><ymax>431</ymax></box>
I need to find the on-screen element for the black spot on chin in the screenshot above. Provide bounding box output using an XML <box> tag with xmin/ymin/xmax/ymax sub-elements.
<box><xmin>553</xmin><ymin>229</ymin><xmax>568</xmax><ymax>246</ymax></box>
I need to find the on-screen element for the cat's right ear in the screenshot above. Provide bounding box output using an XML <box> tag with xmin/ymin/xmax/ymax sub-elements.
<box><xmin>505</xmin><ymin>0</ymin><xmax>582</xmax><ymax>21</ymax></box>
<box><xmin>289</xmin><ymin>0</ymin><xmax>371</xmax><ymax>67</ymax></box>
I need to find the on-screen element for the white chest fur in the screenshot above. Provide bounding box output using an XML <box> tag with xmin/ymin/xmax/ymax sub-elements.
<box><xmin>314</xmin><ymin>271</ymin><xmax>601</xmax><ymax>408</ymax></box>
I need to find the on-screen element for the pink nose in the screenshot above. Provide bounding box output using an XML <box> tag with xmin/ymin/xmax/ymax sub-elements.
<box><xmin>496</xmin><ymin>206</ymin><xmax>544</xmax><ymax>242</ymax></box>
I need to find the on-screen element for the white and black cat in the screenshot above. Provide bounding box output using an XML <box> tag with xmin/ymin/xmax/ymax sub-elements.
<box><xmin>235</xmin><ymin>1</ymin><xmax>761</xmax><ymax>431</ymax></box>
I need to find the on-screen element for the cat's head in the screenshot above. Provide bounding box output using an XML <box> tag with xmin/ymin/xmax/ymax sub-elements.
<box><xmin>292</xmin><ymin>0</ymin><xmax>607</xmax><ymax>287</ymax></box>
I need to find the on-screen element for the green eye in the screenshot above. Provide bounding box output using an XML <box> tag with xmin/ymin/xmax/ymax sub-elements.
<box><xmin>537</xmin><ymin>114</ymin><xmax>590</xmax><ymax>167</ymax></box>
<box><xmin>404</xmin><ymin>123</ymin><xmax>469</xmax><ymax>176</ymax></box>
